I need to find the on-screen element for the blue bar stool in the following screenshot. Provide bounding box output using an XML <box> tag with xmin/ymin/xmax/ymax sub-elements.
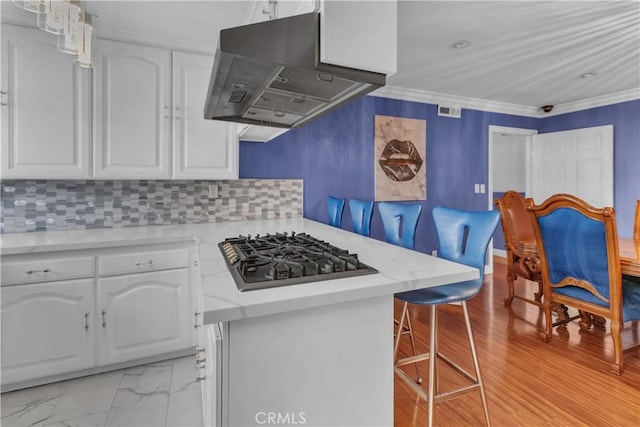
<box><xmin>379</xmin><ymin>202</ymin><xmax>423</xmax><ymax>382</ymax></box>
<box><xmin>348</xmin><ymin>199</ymin><xmax>374</xmax><ymax>236</ymax></box>
<box><xmin>377</xmin><ymin>202</ymin><xmax>422</xmax><ymax>249</ymax></box>
<box><xmin>394</xmin><ymin>207</ymin><xmax>500</xmax><ymax>427</ymax></box>
<box><xmin>327</xmin><ymin>196</ymin><xmax>345</xmax><ymax>228</ymax></box>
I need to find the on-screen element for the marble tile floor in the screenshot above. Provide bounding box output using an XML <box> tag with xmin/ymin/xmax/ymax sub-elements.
<box><xmin>0</xmin><ymin>356</ymin><xmax>203</xmax><ymax>427</ymax></box>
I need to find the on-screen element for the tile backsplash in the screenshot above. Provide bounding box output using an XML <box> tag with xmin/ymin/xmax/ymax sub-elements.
<box><xmin>0</xmin><ymin>179</ymin><xmax>303</xmax><ymax>234</ymax></box>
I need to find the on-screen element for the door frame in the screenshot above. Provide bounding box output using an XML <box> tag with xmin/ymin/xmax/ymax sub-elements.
<box><xmin>487</xmin><ymin>125</ymin><xmax>538</xmax><ymax>267</ymax></box>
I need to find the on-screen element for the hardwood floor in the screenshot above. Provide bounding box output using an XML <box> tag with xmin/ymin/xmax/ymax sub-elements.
<box><xmin>394</xmin><ymin>256</ymin><xmax>640</xmax><ymax>426</ymax></box>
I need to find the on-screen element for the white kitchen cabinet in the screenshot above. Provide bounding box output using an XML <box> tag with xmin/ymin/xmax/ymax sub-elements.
<box><xmin>96</xmin><ymin>269</ymin><xmax>191</xmax><ymax>365</ymax></box>
<box><xmin>1</xmin><ymin>279</ymin><xmax>95</xmax><ymax>384</ymax></box>
<box><xmin>93</xmin><ymin>39</ymin><xmax>172</xmax><ymax>179</ymax></box>
<box><xmin>198</xmin><ymin>324</ymin><xmax>222</xmax><ymax>427</ymax></box>
<box><xmin>172</xmin><ymin>52</ymin><xmax>238</xmax><ymax>179</ymax></box>
<box><xmin>1</xmin><ymin>24</ymin><xmax>91</xmax><ymax>179</ymax></box>
<box><xmin>0</xmin><ymin>242</ymin><xmax>197</xmax><ymax>391</ymax></box>
<box><xmin>320</xmin><ymin>0</ymin><xmax>397</xmax><ymax>75</ymax></box>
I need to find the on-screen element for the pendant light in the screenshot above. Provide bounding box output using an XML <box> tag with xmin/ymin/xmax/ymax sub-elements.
<box><xmin>37</xmin><ymin>0</ymin><xmax>69</xmax><ymax>34</ymax></box>
<box><xmin>11</xmin><ymin>0</ymin><xmax>50</xmax><ymax>14</ymax></box>
<box><xmin>57</xmin><ymin>0</ymin><xmax>83</xmax><ymax>55</ymax></box>
<box><xmin>76</xmin><ymin>13</ymin><xmax>94</xmax><ymax>69</ymax></box>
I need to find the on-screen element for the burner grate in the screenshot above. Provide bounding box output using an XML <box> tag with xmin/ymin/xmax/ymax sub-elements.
<box><xmin>219</xmin><ymin>232</ymin><xmax>378</xmax><ymax>291</ymax></box>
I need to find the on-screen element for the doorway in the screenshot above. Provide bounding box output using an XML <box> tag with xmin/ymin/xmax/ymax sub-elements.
<box><xmin>488</xmin><ymin>126</ymin><xmax>538</xmax><ymax>267</ymax></box>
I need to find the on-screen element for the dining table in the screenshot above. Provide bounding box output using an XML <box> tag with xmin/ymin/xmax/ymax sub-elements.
<box><xmin>619</xmin><ymin>237</ymin><xmax>640</xmax><ymax>278</ymax></box>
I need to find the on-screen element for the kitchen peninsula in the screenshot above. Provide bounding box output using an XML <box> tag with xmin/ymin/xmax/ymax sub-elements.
<box><xmin>1</xmin><ymin>218</ymin><xmax>477</xmax><ymax>426</ymax></box>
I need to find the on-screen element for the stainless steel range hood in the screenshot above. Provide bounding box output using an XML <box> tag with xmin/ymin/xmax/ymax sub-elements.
<box><xmin>203</xmin><ymin>12</ymin><xmax>386</xmax><ymax>129</ymax></box>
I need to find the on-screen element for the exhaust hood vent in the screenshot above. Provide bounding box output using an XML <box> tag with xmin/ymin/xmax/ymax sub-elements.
<box><xmin>204</xmin><ymin>12</ymin><xmax>386</xmax><ymax>129</ymax></box>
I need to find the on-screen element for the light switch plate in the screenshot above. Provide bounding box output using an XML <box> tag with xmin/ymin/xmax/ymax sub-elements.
<box><xmin>474</xmin><ymin>184</ymin><xmax>480</xmax><ymax>194</ymax></box>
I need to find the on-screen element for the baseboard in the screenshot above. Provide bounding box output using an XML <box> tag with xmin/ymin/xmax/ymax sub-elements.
<box><xmin>493</xmin><ymin>249</ymin><xmax>507</xmax><ymax>258</ymax></box>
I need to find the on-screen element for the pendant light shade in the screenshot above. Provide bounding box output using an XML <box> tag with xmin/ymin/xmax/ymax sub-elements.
<box><xmin>12</xmin><ymin>0</ymin><xmax>51</xmax><ymax>14</ymax></box>
<box><xmin>37</xmin><ymin>0</ymin><xmax>69</xmax><ymax>35</ymax></box>
<box><xmin>56</xmin><ymin>1</ymin><xmax>83</xmax><ymax>54</ymax></box>
<box><xmin>76</xmin><ymin>13</ymin><xmax>94</xmax><ymax>69</ymax></box>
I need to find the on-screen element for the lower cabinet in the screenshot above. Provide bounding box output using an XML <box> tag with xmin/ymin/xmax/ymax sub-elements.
<box><xmin>198</xmin><ymin>323</ymin><xmax>223</xmax><ymax>427</ymax></box>
<box><xmin>97</xmin><ymin>269</ymin><xmax>191</xmax><ymax>366</ymax></box>
<box><xmin>0</xmin><ymin>242</ymin><xmax>196</xmax><ymax>391</ymax></box>
<box><xmin>1</xmin><ymin>279</ymin><xmax>95</xmax><ymax>384</ymax></box>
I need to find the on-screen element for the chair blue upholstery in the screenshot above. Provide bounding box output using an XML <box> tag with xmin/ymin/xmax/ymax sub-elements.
<box><xmin>393</xmin><ymin>207</ymin><xmax>500</xmax><ymax>427</ymax></box>
<box><xmin>327</xmin><ymin>196</ymin><xmax>345</xmax><ymax>228</ymax></box>
<box><xmin>378</xmin><ymin>202</ymin><xmax>422</xmax><ymax>249</ymax></box>
<box><xmin>348</xmin><ymin>199</ymin><xmax>374</xmax><ymax>236</ymax></box>
<box><xmin>526</xmin><ymin>193</ymin><xmax>640</xmax><ymax>375</ymax></box>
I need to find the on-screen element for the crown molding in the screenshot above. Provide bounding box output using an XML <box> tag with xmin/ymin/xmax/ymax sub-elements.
<box><xmin>372</xmin><ymin>85</ymin><xmax>640</xmax><ymax>118</ymax></box>
<box><xmin>541</xmin><ymin>88</ymin><xmax>640</xmax><ymax>117</ymax></box>
<box><xmin>371</xmin><ymin>86</ymin><xmax>541</xmax><ymax>117</ymax></box>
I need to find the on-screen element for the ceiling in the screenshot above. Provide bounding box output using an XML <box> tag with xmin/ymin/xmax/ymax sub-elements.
<box><xmin>2</xmin><ymin>0</ymin><xmax>639</xmax><ymax>112</ymax></box>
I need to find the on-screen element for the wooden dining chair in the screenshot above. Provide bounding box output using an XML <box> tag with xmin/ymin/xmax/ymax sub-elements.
<box><xmin>526</xmin><ymin>193</ymin><xmax>640</xmax><ymax>374</ymax></box>
<box><xmin>633</xmin><ymin>199</ymin><xmax>640</xmax><ymax>241</ymax></box>
<box><xmin>494</xmin><ymin>191</ymin><xmax>543</xmax><ymax>308</ymax></box>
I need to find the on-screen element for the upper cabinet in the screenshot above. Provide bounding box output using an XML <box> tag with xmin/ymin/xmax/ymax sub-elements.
<box><xmin>172</xmin><ymin>52</ymin><xmax>238</xmax><ymax>179</ymax></box>
<box><xmin>1</xmin><ymin>24</ymin><xmax>238</xmax><ymax>180</ymax></box>
<box><xmin>93</xmin><ymin>40</ymin><xmax>172</xmax><ymax>179</ymax></box>
<box><xmin>1</xmin><ymin>25</ymin><xmax>91</xmax><ymax>179</ymax></box>
<box><xmin>320</xmin><ymin>0</ymin><xmax>397</xmax><ymax>75</ymax></box>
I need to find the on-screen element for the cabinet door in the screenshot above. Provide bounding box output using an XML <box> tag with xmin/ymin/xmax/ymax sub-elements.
<box><xmin>1</xmin><ymin>279</ymin><xmax>95</xmax><ymax>385</ymax></box>
<box><xmin>93</xmin><ymin>39</ymin><xmax>171</xmax><ymax>179</ymax></box>
<box><xmin>199</xmin><ymin>324</ymin><xmax>222</xmax><ymax>427</ymax></box>
<box><xmin>1</xmin><ymin>25</ymin><xmax>90</xmax><ymax>179</ymax></box>
<box><xmin>172</xmin><ymin>51</ymin><xmax>238</xmax><ymax>179</ymax></box>
<box><xmin>96</xmin><ymin>269</ymin><xmax>190</xmax><ymax>366</ymax></box>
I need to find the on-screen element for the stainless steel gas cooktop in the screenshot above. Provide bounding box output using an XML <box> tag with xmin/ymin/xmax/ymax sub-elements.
<box><xmin>218</xmin><ymin>232</ymin><xmax>378</xmax><ymax>292</ymax></box>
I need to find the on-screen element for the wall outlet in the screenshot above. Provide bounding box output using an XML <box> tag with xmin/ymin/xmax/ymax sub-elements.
<box><xmin>208</xmin><ymin>184</ymin><xmax>218</xmax><ymax>199</ymax></box>
<box><xmin>431</xmin><ymin>250</ymin><xmax>437</xmax><ymax>257</ymax></box>
<box><xmin>480</xmin><ymin>184</ymin><xmax>486</xmax><ymax>194</ymax></box>
<box><xmin>474</xmin><ymin>184</ymin><xmax>480</xmax><ymax>194</ymax></box>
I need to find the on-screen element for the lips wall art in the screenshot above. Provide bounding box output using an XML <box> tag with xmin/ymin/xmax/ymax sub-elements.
<box><xmin>374</xmin><ymin>115</ymin><xmax>427</xmax><ymax>201</ymax></box>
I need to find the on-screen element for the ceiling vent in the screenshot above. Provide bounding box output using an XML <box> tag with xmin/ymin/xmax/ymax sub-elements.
<box><xmin>437</xmin><ymin>105</ymin><xmax>461</xmax><ymax>118</ymax></box>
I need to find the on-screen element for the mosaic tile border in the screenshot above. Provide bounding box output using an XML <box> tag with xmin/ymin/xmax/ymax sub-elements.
<box><xmin>0</xmin><ymin>179</ymin><xmax>303</xmax><ymax>234</ymax></box>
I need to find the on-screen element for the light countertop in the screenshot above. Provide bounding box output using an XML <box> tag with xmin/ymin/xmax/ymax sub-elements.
<box><xmin>1</xmin><ymin>218</ymin><xmax>479</xmax><ymax>323</ymax></box>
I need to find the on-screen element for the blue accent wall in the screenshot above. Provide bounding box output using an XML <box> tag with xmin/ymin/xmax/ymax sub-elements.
<box><xmin>239</xmin><ymin>95</ymin><xmax>539</xmax><ymax>254</ymax></box>
<box><xmin>538</xmin><ymin>99</ymin><xmax>640</xmax><ymax>238</ymax></box>
<box><xmin>241</xmin><ymin>96</ymin><xmax>638</xmax><ymax>250</ymax></box>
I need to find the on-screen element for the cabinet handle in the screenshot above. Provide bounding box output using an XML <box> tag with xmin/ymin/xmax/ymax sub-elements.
<box><xmin>196</xmin><ymin>358</ymin><xmax>206</xmax><ymax>365</ymax></box>
<box><xmin>84</xmin><ymin>313</ymin><xmax>90</xmax><ymax>330</ymax></box>
<box><xmin>102</xmin><ymin>310</ymin><xmax>107</xmax><ymax>327</ymax></box>
<box><xmin>0</xmin><ymin>91</ymin><xmax>7</xmax><ymax>106</ymax></box>
<box><xmin>26</xmin><ymin>269</ymin><xmax>50</xmax><ymax>275</ymax></box>
<box><xmin>196</xmin><ymin>375</ymin><xmax>206</xmax><ymax>382</ymax></box>
<box><xmin>175</xmin><ymin>107</ymin><xmax>181</xmax><ymax>120</ymax></box>
<box><xmin>164</xmin><ymin>106</ymin><xmax>170</xmax><ymax>118</ymax></box>
<box><xmin>195</xmin><ymin>345</ymin><xmax>205</xmax><ymax>354</ymax></box>
<box><xmin>135</xmin><ymin>260</ymin><xmax>154</xmax><ymax>267</ymax></box>
<box><xmin>194</xmin><ymin>311</ymin><xmax>201</xmax><ymax>329</ymax></box>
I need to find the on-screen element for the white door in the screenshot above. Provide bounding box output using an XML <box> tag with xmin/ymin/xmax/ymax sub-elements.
<box><xmin>93</xmin><ymin>39</ymin><xmax>171</xmax><ymax>179</ymax></box>
<box><xmin>96</xmin><ymin>269</ymin><xmax>191</xmax><ymax>366</ymax></box>
<box><xmin>1</xmin><ymin>280</ymin><xmax>95</xmax><ymax>384</ymax></box>
<box><xmin>530</xmin><ymin>125</ymin><xmax>613</xmax><ymax>207</ymax></box>
<box><xmin>1</xmin><ymin>25</ymin><xmax>90</xmax><ymax>179</ymax></box>
<box><xmin>172</xmin><ymin>51</ymin><xmax>238</xmax><ymax>179</ymax></box>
